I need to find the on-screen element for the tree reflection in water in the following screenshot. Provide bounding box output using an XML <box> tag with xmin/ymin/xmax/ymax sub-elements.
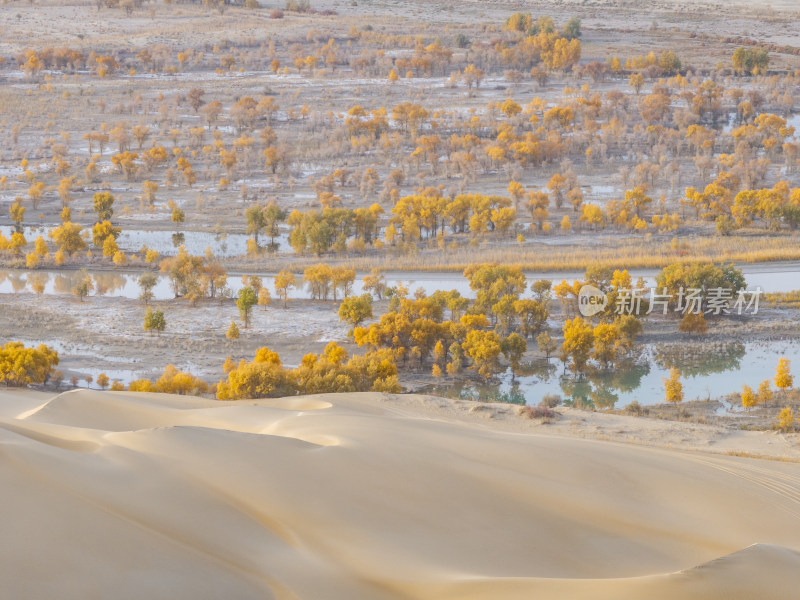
<box><xmin>9</xmin><ymin>273</ymin><xmax>26</xmax><ymax>293</ymax></box>
<box><xmin>53</xmin><ymin>273</ymin><xmax>75</xmax><ymax>295</ymax></box>
<box><xmin>560</xmin><ymin>357</ymin><xmax>650</xmax><ymax>409</ymax></box>
<box><xmin>93</xmin><ymin>273</ymin><xmax>126</xmax><ymax>296</ymax></box>
<box><xmin>654</xmin><ymin>342</ymin><xmax>746</xmax><ymax>377</ymax></box>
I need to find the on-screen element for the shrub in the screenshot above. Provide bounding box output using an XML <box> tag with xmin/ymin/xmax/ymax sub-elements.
<box><xmin>679</xmin><ymin>312</ymin><xmax>707</xmax><ymax>334</ymax></box>
<box><xmin>217</xmin><ymin>345</ymin><xmax>399</xmax><ymax>400</ymax></box>
<box><xmin>143</xmin><ymin>307</ymin><xmax>166</xmax><ymax>336</ymax></box>
<box><xmin>0</xmin><ymin>341</ymin><xmax>59</xmax><ymax>387</ymax></box>
<box><xmin>155</xmin><ymin>365</ymin><xmax>208</xmax><ymax>396</ymax></box>
<box><xmin>285</xmin><ymin>0</ymin><xmax>310</xmax><ymax>12</ymax></box>
<box><xmin>625</xmin><ymin>400</ymin><xmax>644</xmax><ymax>415</ymax></box>
<box><xmin>454</xmin><ymin>33</ymin><xmax>470</xmax><ymax>48</ymax></box>
<box><xmin>776</xmin><ymin>406</ymin><xmax>795</xmax><ymax>432</ymax></box>
<box><xmin>128</xmin><ymin>379</ymin><xmax>156</xmax><ymax>392</ymax></box>
<box><xmin>520</xmin><ymin>402</ymin><xmax>555</xmax><ymax>419</ymax></box>
<box><xmin>541</xmin><ymin>393</ymin><xmax>562</xmax><ymax>408</ymax></box>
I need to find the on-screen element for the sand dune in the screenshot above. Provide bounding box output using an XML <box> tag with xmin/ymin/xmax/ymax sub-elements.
<box><xmin>1</xmin><ymin>389</ymin><xmax>799</xmax><ymax>599</ymax></box>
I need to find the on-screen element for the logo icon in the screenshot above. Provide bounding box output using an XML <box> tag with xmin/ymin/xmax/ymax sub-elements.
<box><xmin>578</xmin><ymin>284</ymin><xmax>608</xmax><ymax>317</ymax></box>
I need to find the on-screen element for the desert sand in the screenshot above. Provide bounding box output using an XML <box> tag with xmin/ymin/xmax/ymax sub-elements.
<box><xmin>1</xmin><ymin>388</ymin><xmax>800</xmax><ymax>599</ymax></box>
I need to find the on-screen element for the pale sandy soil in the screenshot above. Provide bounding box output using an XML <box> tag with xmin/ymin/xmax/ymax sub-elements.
<box><xmin>1</xmin><ymin>387</ymin><xmax>799</xmax><ymax>599</ymax></box>
<box><xmin>377</xmin><ymin>392</ymin><xmax>800</xmax><ymax>460</ymax></box>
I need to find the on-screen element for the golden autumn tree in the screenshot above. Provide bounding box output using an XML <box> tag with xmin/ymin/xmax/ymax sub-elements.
<box><xmin>0</xmin><ymin>342</ymin><xmax>59</xmax><ymax>387</ymax></box>
<box><xmin>758</xmin><ymin>379</ymin><xmax>773</xmax><ymax>405</ymax></box>
<box><xmin>462</xmin><ymin>329</ymin><xmax>503</xmax><ymax>380</ymax></box>
<box><xmin>741</xmin><ymin>384</ymin><xmax>757</xmax><ymax>409</ymax></box>
<box><xmin>143</xmin><ymin>307</ymin><xmax>166</xmax><ymax>336</ymax></box>
<box><xmin>96</xmin><ymin>373</ymin><xmax>110</xmax><ymax>391</ymax></box>
<box><xmin>663</xmin><ymin>368</ymin><xmax>684</xmax><ymax>403</ymax></box>
<box><xmin>629</xmin><ymin>72</ymin><xmax>645</xmax><ymax>95</ymax></box>
<box><xmin>274</xmin><ymin>270</ymin><xmax>296</xmax><ymax>308</ymax></box>
<box><xmin>776</xmin><ymin>406</ymin><xmax>795</xmax><ymax>432</ymax></box>
<box><xmin>560</xmin><ymin>317</ymin><xmax>594</xmax><ymax>373</ymax></box>
<box><xmin>775</xmin><ymin>357</ymin><xmax>793</xmax><ymax>390</ymax></box>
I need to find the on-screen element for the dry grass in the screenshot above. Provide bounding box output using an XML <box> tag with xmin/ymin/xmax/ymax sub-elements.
<box><xmin>235</xmin><ymin>233</ymin><xmax>800</xmax><ymax>274</ymax></box>
<box><xmin>722</xmin><ymin>450</ymin><xmax>800</xmax><ymax>463</ymax></box>
<box><xmin>765</xmin><ymin>291</ymin><xmax>800</xmax><ymax>309</ymax></box>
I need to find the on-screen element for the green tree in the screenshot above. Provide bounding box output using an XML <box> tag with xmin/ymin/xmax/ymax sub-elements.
<box><xmin>655</xmin><ymin>262</ymin><xmax>745</xmax><ymax>313</ymax></box>
<box><xmin>562</xmin><ymin>17</ymin><xmax>581</xmax><ymax>39</ymax></box>
<box><xmin>72</xmin><ymin>269</ymin><xmax>94</xmax><ymax>302</ymax></box>
<box><xmin>446</xmin><ymin>341</ymin><xmax>463</xmax><ymax>376</ymax></box>
<box><xmin>732</xmin><ymin>46</ymin><xmax>769</xmax><ymax>75</ymax></box>
<box><xmin>246</xmin><ymin>205</ymin><xmax>267</xmax><ymax>245</ymax></box>
<box><xmin>492</xmin><ymin>295</ymin><xmax>518</xmax><ymax>335</ymax></box>
<box><xmin>237</xmin><ymin>286</ymin><xmax>258</xmax><ymax>328</ymax></box>
<box><xmin>501</xmin><ymin>333</ymin><xmax>527</xmax><ymax>377</ymax></box>
<box><xmin>263</xmin><ymin>201</ymin><xmax>287</xmax><ymax>247</ymax></box>
<box><xmin>513</xmin><ymin>299</ymin><xmax>549</xmax><ymax>338</ymax></box>
<box><xmin>143</xmin><ymin>307</ymin><xmax>166</xmax><ymax>336</ymax></box>
<box><xmin>138</xmin><ymin>272</ymin><xmax>158</xmax><ymax>305</ymax></box>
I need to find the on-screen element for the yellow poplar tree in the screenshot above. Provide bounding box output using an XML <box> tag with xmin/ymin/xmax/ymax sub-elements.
<box><xmin>663</xmin><ymin>368</ymin><xmax>683</xmax><ymax>403</ymax></box>
<box><xmin>96</xmin><ymin>373</ymin><xmax>110</xmax><ymax>390</ymax></box>
<box><xmin>777</xmin><ymin>406</ymin><xmax>795</xmax><ymax>432</ymax></box>
<box><xmin>741</xmin><ymin>385</ymin><xmax>757</xmax><ymax>409</ymax></box>
<box><xmin>758</xmin><ymin>379</ymin><xmax>773</xmax><ymax>405</ymax></box>
<box><xmin>775</xmin><ymin>357</ymin><xmax>793</xmax><ymax>390</ymax></box>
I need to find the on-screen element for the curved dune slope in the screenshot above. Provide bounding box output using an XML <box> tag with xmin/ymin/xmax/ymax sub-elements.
<box><xmin>1</xmin><ymin>389</ymin><xmax>799</xmax><ymax>599</ymax></box>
